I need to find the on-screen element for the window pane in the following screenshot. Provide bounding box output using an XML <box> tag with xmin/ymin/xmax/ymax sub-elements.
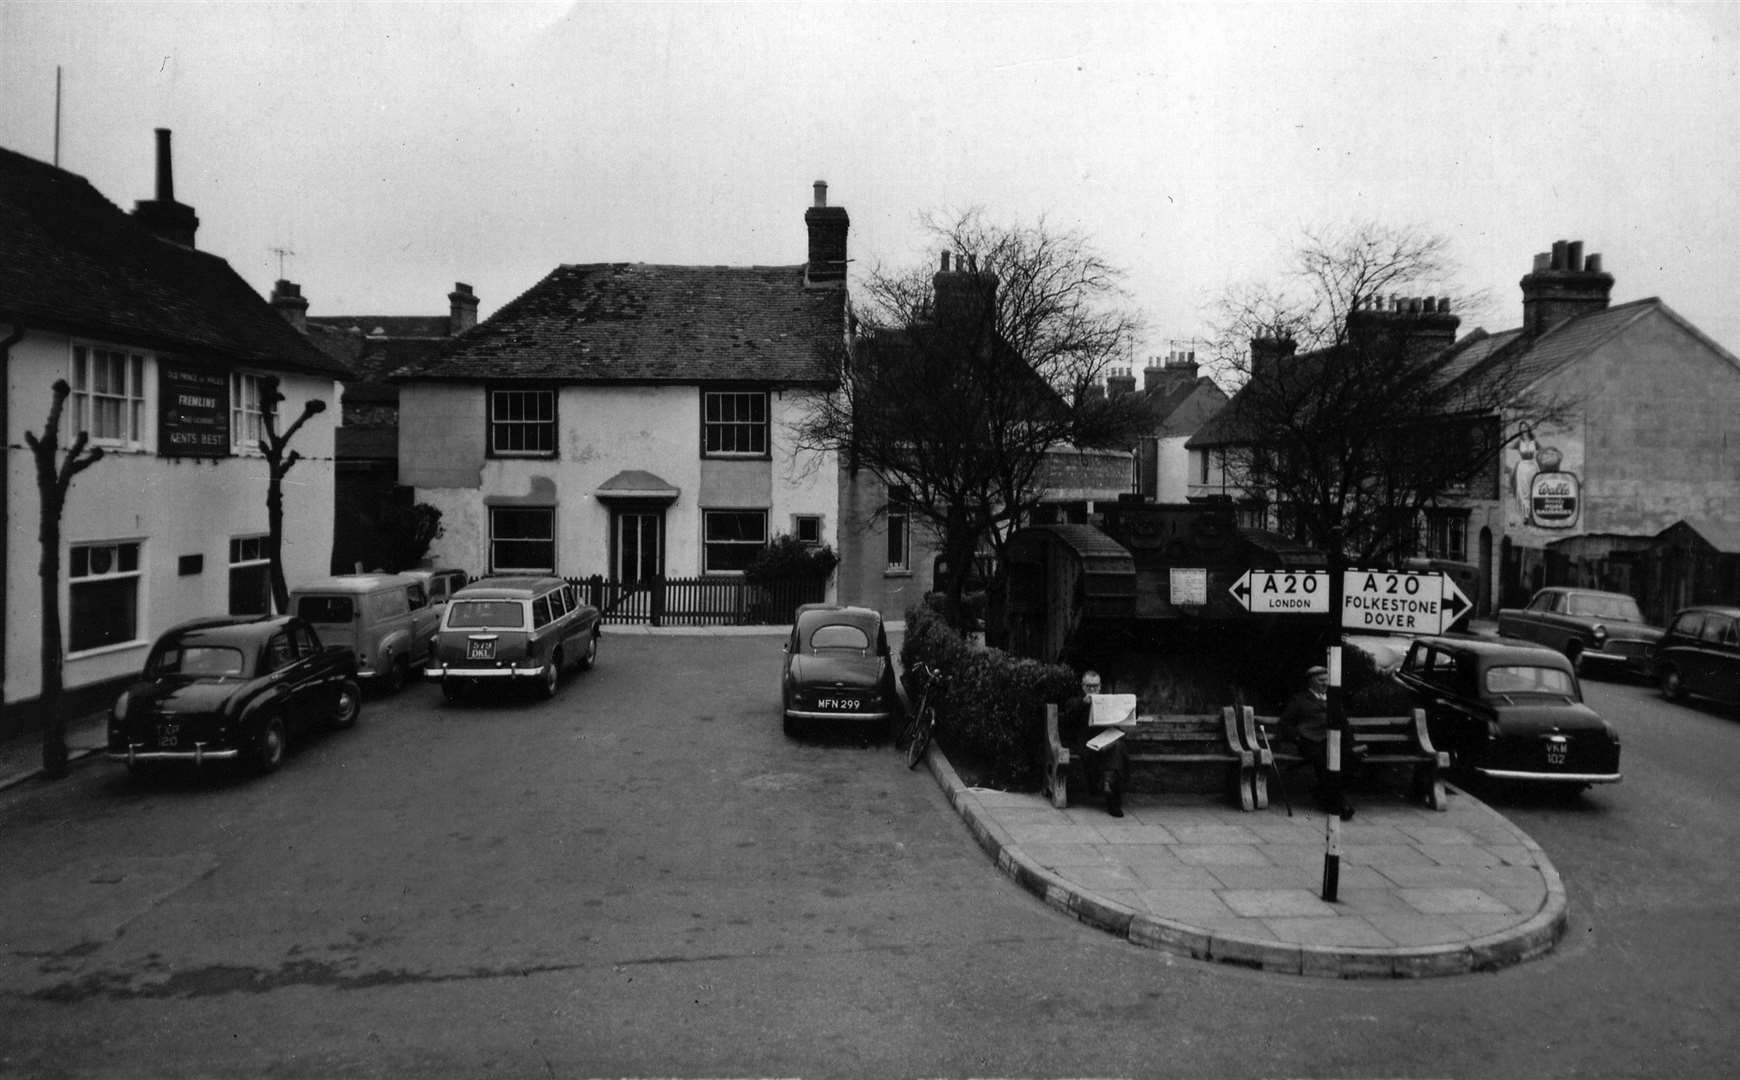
<box><xmin>70</xmin><ymin>577</ymin><xmax>137</xmax><ymax>651</ymax></box>
<box><xmin>230</xmin><ymin>563</ymin><xmax>271</xmax><ymax>615</ymax></box>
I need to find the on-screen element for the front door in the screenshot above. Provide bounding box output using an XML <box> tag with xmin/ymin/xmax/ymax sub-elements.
<box><xmin>613</xmin><ymin>509</ymin><xmax>665</xmax><ymax>585</ymax></box>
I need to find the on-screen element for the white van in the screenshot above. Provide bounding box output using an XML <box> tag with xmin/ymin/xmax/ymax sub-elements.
<box><xmin>289</xmin><ymin>574</ymin><xmax>441</xmax><ymax>692</ymax></box>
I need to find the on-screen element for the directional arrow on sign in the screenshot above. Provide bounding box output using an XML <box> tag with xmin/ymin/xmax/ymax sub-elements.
<box><xmin>1229</xmin><ymin>570</ymin><xmax>1331</xmax><ymax>614</ymax></box>
<box><xmin>1341</xmin><ymin>569</ymin><xmax>1473</xmax><ymax>633</ymax></box>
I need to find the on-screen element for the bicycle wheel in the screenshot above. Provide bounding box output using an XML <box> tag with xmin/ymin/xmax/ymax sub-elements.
<box><xmin>904</xmin><ymin>707</ymin><xmax>933</xmax><ymax>770</ymax></box>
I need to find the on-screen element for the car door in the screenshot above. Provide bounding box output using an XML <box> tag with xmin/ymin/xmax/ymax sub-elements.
<box><xmin>288</xmin><ymin>621</ymin><xmax>340</xmax><ymax>718</ymax></box>
<box><xmin>1693</xmin><ymin>613</ymin><xmax>1734</xmax><ymax>701</ymax></box>
<box><xmin>406</xmin><ymin>582</ymin><xmax>440</xmax><ymax>662</ymax></box>
<box><xmin>262</xmin><ymin>629</ymin><xmax>314</xmax><ymax>733</ymax></box>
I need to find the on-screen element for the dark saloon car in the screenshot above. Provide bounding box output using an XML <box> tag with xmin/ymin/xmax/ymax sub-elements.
<box><xmin>1654</xmin><ymin>605</ymin><xmax>1740</xmax><ymax>710</ymax></box>
<box><xmin>781</xmin><ymin>603</ymin><xmax>902</xmax><ymax>738</ymax></box>
<box><xmin>1495</xmin><ymin>586</ymin><xmax>1663</xmax><ymax>678</ymax></box>
<box><xmin>108</xmin><ymin>615</ymin><xmax>361</xmax><ymax>775</ymax></box>
<box><xmin>1392</xmin><ymin>635</ymin><xmax>1620</xmax><ymax>792</ymax></box>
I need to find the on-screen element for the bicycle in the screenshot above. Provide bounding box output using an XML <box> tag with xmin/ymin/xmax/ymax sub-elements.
<box><xmin>896</xmin><ymin>661</ymin><xmax>942</xmax><ymax>770</ymax></box>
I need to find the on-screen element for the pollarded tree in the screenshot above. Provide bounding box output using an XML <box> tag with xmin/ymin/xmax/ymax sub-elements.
<box><xmin>25</xmin><ymin>379</ymin><xmax>105</xmax><ymax>778</ymax></box>
<box><xmin>1199</xmin><ymin>221</ymin><xmax>1580</xmax><ymax>568</ymax></box>
<box><xmin>795</xmin><ymin>210</ymin><xmax>1153</xmax><ymax>620</ymax></box>
<box><xmin>257</xmin><ymin>376</ymin><xmax>327</xmax><ymax>613</ymax></box>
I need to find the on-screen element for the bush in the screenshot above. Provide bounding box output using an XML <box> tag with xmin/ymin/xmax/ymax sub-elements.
<box><xmin>745</xmin><ymin>534</ymin><xmax>839</xmax><ymax>585</ymax></box>
<box><xmin>378</xmin><ymin>502</ymin><xmax>443</xmax><ymax>573</ymax></box>
<box><xmin>900</xmin><ymin>604</ymin><xmax>1077</xmax><ymax>789</ymax></box>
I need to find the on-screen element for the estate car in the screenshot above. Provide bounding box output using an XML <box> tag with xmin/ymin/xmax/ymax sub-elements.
<box><xmin>780</xmin><ymin>603</ymin><xmax>902</xmax><ymax>738</ymax></box>
<box><xmin>1495</xmin><ymin>586</ymin><xmax>1663</xmax><ymax>678</ymax></box>
<box><xmin>1392</xmin><ymin>635</ymin><xmax>1621</xmax><ymax>791</ymax></box>
<box><xmin>107</xmin><ymin>615</ymin><xmax>361</xmax><ymax>775</ymax></box>
<box><xmin>1654</xmin><ymin>605</ymin><xmax>1740</xmax><ymax>710</ymax></box>
<box><xmin>426</xmin><ymin>576</ymin><xmax>601</xmax><ymax>701</ymax></box>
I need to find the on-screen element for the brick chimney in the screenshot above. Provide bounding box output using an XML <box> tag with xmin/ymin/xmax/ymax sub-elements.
<box><xmin>131</xmin><ymin>128</ymin><xmax>200</xmax><ymax>248</ymax></box>
<box><xmin>1106</xmin><ymin>366</ymin><xmax>1137</xmax><ymax>397</ymax></box>
<box><xmin>1345</xmin><ymin>295</ymin><xmax>1460</xmax><ymax>358</ymax></box>
<box><xmin>1250</xmin><ymin>336</ymin><xmax>1297</xmax><ymax>382</ymax></box>
<box><xmin>270</xmin><ymin>280</ymin><xmax>309</xmax><ymax>333</ymax></box>
<box><xmin>448</xmin><ymin>281</ymin><xmax>479</xmax><ymax>335</ymax></box>
<box><xmin>804</xmin><ymin>180</ymin><xmax>849</xmax><ymax>289</ymax></box>
<box><xmin>932</xmin><ymin>250</ymin><xmax>998</xmax><ymax>336</ymax></box>
<box><xmin>1520</xmin><ymin>239</ymin><xmax>1613</xmax><ymax>335</ymax></box>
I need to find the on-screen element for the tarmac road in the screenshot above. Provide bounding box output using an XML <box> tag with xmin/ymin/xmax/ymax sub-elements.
<box><xmin>2</xmin><ymin>630</ymin><xmax>1737</xmax><ymax>1078</ymax></box>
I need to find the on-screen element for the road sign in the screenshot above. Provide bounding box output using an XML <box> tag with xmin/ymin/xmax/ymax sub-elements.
<box><xmin>1340</xmin><ymin>569</ymin><xmax>1471</xmax><ymax>633</ymax></box>
<box><xmin>1229</xmin><ymin>570</ymin><xmax>1331</xmax><ymax>614</ymax></box>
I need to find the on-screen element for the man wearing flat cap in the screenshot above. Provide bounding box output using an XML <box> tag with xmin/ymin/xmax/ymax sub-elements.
<box><xmin>1278</xmin><ymin>663</ymin><xmax>1354</xmax><ymax>818</ymax></box>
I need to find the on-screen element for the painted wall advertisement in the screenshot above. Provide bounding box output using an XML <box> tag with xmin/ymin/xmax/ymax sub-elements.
<box><xmin>1506</xmin><ymin>420</ymin><xmax>1583</xmax><ymax>540</ymax></box>
<box><xmin>158</xmin><ymin>362</ymin><xmax>231</xmax><ymax>457</ymax></box>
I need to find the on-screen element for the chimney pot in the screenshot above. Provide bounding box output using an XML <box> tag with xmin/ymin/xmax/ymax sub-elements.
<box><xmin>131</xmin><ymin>127</ymin><xmax>200</xmax><ymax>247</ymax></box>
<box><xmin>1567</xmin><ymin>240</ymin><xmax>1584</xmax><ymax>272</ymax></box>
<box><xmin>1585</xmin><ymin>253</ymin><xmax>1602</xmax><ymax>273</ymax></box>
<box><xmin>813</xmin><ymin>180</ymin><xmax>828</xmax><ymax>208</ymax></box>
<box><xmin>1533</xmin><ymin>252</ymin><xmax>1550</xmax><ymax>273</ymax></box>
<box><xmin>154</xmin><ymin>128</ymin><xmax>174</xmax><ymax>201</ymax></box>
<box><xmin>1551</xmin><ymin>240</ymin><xmax>1568</xmax><ymax>270</ymax></box>
<box><xmin>803</xmin><ymin>181</ymin><xmax>849</xmax><ymax>289</ymax></box>
<box><xmin>940</xmin><ymin>252</ymin><xmax>951</xmax><ymax>272</ymax></box>
<box><xmin>448</xmin><ymin>281</ymin><xmax>480</xmax><ymax>334</ymax></box>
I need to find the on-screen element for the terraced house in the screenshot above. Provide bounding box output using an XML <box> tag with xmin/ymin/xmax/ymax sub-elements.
<box><xmin>392</xmin><ymin>183</ymin><xmax>854</xmax><ymax>616</ymax></box>
<box><xmin>1</xmin><ymin>131</ymin><xmax>347</xmax><ymax>730</ymax></box>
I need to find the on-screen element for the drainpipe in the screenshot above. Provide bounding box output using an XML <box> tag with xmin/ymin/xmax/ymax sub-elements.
<box><xmin>1</xmin><ymin>323</ymin><xmax>23</xmax><ymax>708</ymax></box>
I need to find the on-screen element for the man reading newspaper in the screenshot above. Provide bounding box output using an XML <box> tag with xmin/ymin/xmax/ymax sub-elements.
<box><xmin>1058</xmin><ymin>670</ymin><xmax>1131</xmax><ymax>817</ymax></box>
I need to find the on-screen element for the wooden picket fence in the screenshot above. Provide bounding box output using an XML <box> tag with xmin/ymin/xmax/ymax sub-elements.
<box><xmin>566</xmin><ymin>575</ymin><xmax>827</xmax><ymax>627</ymax></box>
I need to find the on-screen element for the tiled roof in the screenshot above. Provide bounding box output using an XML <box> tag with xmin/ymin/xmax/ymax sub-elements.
<box><xmin>0</xmin><ymin>145</ymin><xmax>349</xmax><ymax>379</ymax></box>
<box><xmin>391</xmin><ymin>262</ymin><xmax>844</xmax><ymax>386</ymax></box>
<box><xmin>310</xmin><ymin>315</ymin><xmax>451</xmax><ymax>339</ymax></box>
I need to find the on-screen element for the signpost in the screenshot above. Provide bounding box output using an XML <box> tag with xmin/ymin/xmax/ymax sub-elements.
<box><xmin>1339</xmin><ymin>569</ymin><xmax>1471</xmax><ymax>633</ymax></box>
<box><xmin>1228</xmin><ymin>570</ymin><xmax>1331</xmax><ymax>614</ymax></box>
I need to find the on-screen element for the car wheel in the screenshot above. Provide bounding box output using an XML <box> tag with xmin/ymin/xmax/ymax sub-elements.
<box><xmin>382</xmin><ymin>654</ymin><xmax>408</xmax><ymax>694</ymax></box>
<box><xmin>1659</xmin><ymin>665</ymin><xmax>1685</xmax><ymax>701</ymax></box>
<box><xmin>441</xmin><ymin>678</ymin><xmax>466</xmax><ymax>703</ymax></box>
<box><xmin>537</xmin><ymin>653</ymin><xmax>561</xmax><ymax>700</ymax></box>
<box><xmin>330</xmin><ymin>679</ymin><xmax>361</xmax><ymax>729</ymax></box>
<box><xmin>1566</xmin><ymin>643</ymin><xmax>1584</xmax><ymax>676</ymax></box>
<box><xmin>579</xmin><ymin>630</ymin><xmax>598</xmax><ymax>671</ymax></box>
<box><xmin>783</xmin><ymin>712</ymin><xmax>801</xmax><ymax>739</ymax></box>
<box><xmin>254</xmin><ymin>715</ymin><xmax>287</xmax><ymax>774</ymax></box>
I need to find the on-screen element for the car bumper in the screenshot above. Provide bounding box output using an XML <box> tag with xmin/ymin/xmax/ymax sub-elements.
<box><xmin>1580</xmin><ymin>650</ymin><xmax>1651</xmax><ymax>673</ymax></box>
<box><xmin>1475</xmin><ymin>767</ymin><xmax>1621</xmax><ymax>784</ymax></box>
<box><xmin>108</xmin><ymin>743</ymin><xmax>241</xmax><ymax>766</ymax></box>
<box><xmin>784</xmin><ymin>708</ymin><xmax>897</xmax><ymax>724</ymax></box>
<box><xmin>425</xmin><ymin>664</ymin><xmax>549</xmax><ymax>680</ymax></box>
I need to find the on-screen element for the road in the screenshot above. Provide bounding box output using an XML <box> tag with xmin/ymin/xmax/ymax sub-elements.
<box><xmin>2</xmin><ymin>633</ymin><xmax>1737</xmax><ymax>1078</ymax></box>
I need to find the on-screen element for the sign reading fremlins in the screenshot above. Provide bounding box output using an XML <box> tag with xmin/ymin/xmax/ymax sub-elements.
<box><xmin>158</xmin><ymin>362</ymin><xmax>231</xmax><ymax>457</ymax></box>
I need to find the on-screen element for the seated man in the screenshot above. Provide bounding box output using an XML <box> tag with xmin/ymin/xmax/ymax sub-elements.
<box><xmin>1058</xmin><ymin>669</ymin><xmax>1131</xmax><ymax>817</ymax></box>
<box><xmin>1276</xmin><ymin>664</ymin><xmax>1355</xmax><ymax>820</ymax></box>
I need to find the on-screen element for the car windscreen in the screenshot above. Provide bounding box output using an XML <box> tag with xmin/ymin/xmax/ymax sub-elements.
<box><xmin>809</xmin><ymin>624</ymin><xmax>871</xmax><ymax>653</ymax></box>
<box><xmin>150</xmin><ymin>645</ymin><xmax>248</xmax><ymax>679</ymax></box>
<box><xmin>447</xmin><ymin>600</ymin><xmax>526</xmax><ymax>629</ymax></box>
<box><xmin>1566</xmin><ymin>595</ymin><xmax>1643</xmax><ymax>622</ymax></box>
<box><xmin>296</xmin><ymin>596</ymin><xmax>355</xmax><ymax>623</ymax></box>
<box><xmin>1484</xmin><ymin>665</ymin><xmax>1575</xmax><ymax>697</ymax></box>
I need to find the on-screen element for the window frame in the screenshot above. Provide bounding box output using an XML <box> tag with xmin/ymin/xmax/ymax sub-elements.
<box><xmin>231</xmin><ymin>371</ymin><xmax>267</xmax><ymax>456</ymax></box>
<box><xmin>68</xmin><ymin>539</ymin><xmax>144</xmax><ymax>655</ymax></box>
<box><xmin>702</xmin><ymin>508</ymin><xmax>768</xmax><ymax>575</ymax></box>
<box><xmin>793</xmin><ymin>514</ymin><xmax>824</xmax><ymax>547</ymax></box>
<box><xmin>885</xmin><ymin>485</ymin><xmax>911</xmax><ymax>573</ymax></box>
<box><xmin>487</xmin><ymin>386</ymin><xmax>558</xmax><ymax>458</ymax></box>
<box><xmin>69</xmin><ymin>344</ymin><xmax>149</xmax><ymax>449</ymax></box>
<box><xmin>489</xmin><ymin>506</ymin><xmax>557</xmax><ymax>574</ymax></box>
<box><xmin>228</xmin><ymin>534</ymin><xmax>272</xmax><ymax>615</ymax></box>
<box><xmin>700</xmin><ymin>388</ymin><xmax>771</xmax><ymax>459</ymax></box>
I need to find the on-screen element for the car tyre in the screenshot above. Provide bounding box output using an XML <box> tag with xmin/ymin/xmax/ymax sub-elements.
<box><xmin>537</xmin><ymin>653</ymin><xmax>561</xmax><ymax>700</ymax></box>
<box><xmin>254</xmin><ymin>715</ymin><xmax>287</xmax><ymax>774</ymax></box>
<box><xmin>1659</xmin><ymin>665</ymin><xmax>1685</xmax><ymax>701</ymax></box>
<box><xmin>330</xmin><ymin>679</ymin><xmax>362</xmax><ymax>729</ymax></box>
<box><xmin>441</xmin><ymin>677</ymin><xmax>466</xmax><ymax>703</ymax></box>
<box><xmin>1566</xmin><ymin>643</ymin><xmax>1584</xmax><ymax>677</ymax></box>
<box><xmin>579</xmin><ymin>630</ymin><xmax>598</xmax><ymax>671</ymax></box>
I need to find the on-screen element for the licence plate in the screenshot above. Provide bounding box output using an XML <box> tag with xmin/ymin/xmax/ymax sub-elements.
<box><xmin>467</xmin><ymin>639</ymin><xmax>496</xmax><ymax>660</ymax></box>
<box><xmin>1545</xmin><ymin>738</ymin><xmax>1567</xmax><ymax>766</ymax></box>
<box><xmin>156</xmin><ymin>722</ymin><xmax>180</xmax><ymax>748</ymax></box>
<box><xmin>819</xmin><ymin>697</ymin><xmax>861</xmax><ymax>711</ymax></box>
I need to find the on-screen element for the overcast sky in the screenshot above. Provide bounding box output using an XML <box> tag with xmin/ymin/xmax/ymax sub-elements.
<box><xmin>4</xmin><ymin>1</ymin><xmax>1737</xmax><ymax>359</ymax></box>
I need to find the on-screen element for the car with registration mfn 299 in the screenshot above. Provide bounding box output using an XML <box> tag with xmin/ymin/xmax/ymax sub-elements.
<box><xmin>780</xmin><ymin>603</ymin><xmax>902</xmax><ymax>738</ymax></box>
<box><xmin>425</xmin><ymin>576</ymin><xmax>601</xmax><ymax>701</ymax></box>
<box><xmin>1392</xmin><ymin>635</ymin><xmax>1621</xmax><ymax>792</ymax></box>
<box><xmin>107</xmin><ymin>614</ymin><xmax>361</xmax><ymax>775</ymax></box>
<box><xmin>1495</xmin><ymin>586</ymin><xmax>1664</xmax><ymax>678</ymax></box>
<box><xmin>1654</xmin><ymin>605</ymin><xmax>1740</xmax><ymax>711</ymax></box>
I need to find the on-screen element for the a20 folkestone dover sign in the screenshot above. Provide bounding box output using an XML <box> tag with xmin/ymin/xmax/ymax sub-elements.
<box><xmin>1340</xmin><ymin>570</ymin><xmax>1471</xmax><ymax>633</ymax></box>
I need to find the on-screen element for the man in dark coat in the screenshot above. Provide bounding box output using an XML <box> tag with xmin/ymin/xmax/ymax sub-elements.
<box><xmin>1058</xmin><ymin>669</ymin><xmax>1130</xmax><ymax>817</ymax></box>
<box><xmin>1277</xmin><ymin>664</ymin><xmax>1354</xmax><ymax>819</ymax></box>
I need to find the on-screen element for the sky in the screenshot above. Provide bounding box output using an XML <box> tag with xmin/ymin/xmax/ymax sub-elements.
<box><xmin>3</xmin><ymin>0</ymin><xmax>1738</xmax><ymax>361</ymax></box>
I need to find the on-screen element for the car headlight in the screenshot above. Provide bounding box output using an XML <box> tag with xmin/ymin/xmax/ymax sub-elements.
<box><xmin>1592</xmin><ymin>624</ymin><xmax>1607</xmax><ymax>647</ymax></box>
<box><xmin>111</xmin><ymin>690</ymin><xmax>130</xmax><ymax>724</ymax></box>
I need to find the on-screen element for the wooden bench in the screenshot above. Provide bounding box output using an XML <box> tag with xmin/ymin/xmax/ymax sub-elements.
<box><xmin>1043</xmin><ymin>704</ymin><xmax>1258</xmax><ymax>811</ymax></box>
<box><xmin>1246</xmin><ymin>707</ymin><xmax>1448</xmax><ymax>811</ymax></box>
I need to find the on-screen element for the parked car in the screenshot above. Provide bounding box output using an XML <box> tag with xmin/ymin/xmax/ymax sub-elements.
<box><xmin>780</xmin><ymin>603</ymin><xmax>902</xmax><ymax>738</ymax></box>
<box><xmin>426</xmin><ymin>576</ymin><xmax>601</xmax><ymax>701</ymax></box>
<box><xmin>1495</xmin><ymin>586</ymin><xmax>1664</xmax><ymax>678</ymax></box>
<box><xmin>289</xmin><ymin>573</ymin><xmax>442</xmax><ymax>692</ymax></box>
<box><xmin>402</xmin><ymin>567</ymin><xmax>469</xmax><ymax>608</ymax></box>
<box><xmin>1391</xmin><ymin>635</ymin><xmax>1621</xmax><ymax>792</ymax></box>
<box><xmin>107</xmin><ymin>615</ymin><xmax>361</xmax><ymax>775</ymax></box>
<box><xmin>1654</xmin><ymin>605</ymin><xmax>1740</xmax><ymax>710</ymax></box>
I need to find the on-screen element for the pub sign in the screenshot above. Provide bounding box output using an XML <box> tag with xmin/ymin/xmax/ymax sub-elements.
<box><xmin>158</xmin><ymin>362</ymin><xmax>231</xmax><ymax>457</ymax></box>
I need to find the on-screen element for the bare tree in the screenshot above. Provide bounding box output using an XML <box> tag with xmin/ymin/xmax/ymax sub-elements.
<box><xmin>258</xmin><ymin>376</ymin><xmax>327</xmax><ymax>613</ymax></box>
<box><xmin>1202</xmin><ymin>221</ymin><xmax>1577</xmax><ymax>567</ymax></box>
<box><xmin>25</xmin><ymin>379</ymin><xmax>104</xmax><ymax>778</ymax></box>
<box><xmin>795</xmin><ymin>209</ymin><xmax>1151</xmax><ymax>620</ymax></box>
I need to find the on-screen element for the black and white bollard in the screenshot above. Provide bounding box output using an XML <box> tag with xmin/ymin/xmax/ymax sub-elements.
<box><xmin>1321</xmin><ymin>645</ymin><xmax>1344</xmax><ymax>902</ymax></box>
